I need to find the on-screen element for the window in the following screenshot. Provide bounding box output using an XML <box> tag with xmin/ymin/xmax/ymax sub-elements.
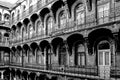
<box><xmin>86</xmin><ymin>0</ymin><xmax>92</xmax><ymax>11</ymax></box>
<box><xmin>37</xmin><ymin>21</ymin><xmax>42</xmax><ymax>35</ymax></box>
<box><xmin>75</xmin><ymin>44</ymin><xmax>85</xmax><ymax>66</ymax></box>
<box><xmin>47</xmin><ymin>17</ymin><xmax>53</xmax><ymax>35</ymax></box>
<box><xmin>98</xmin><ymin>3</ymin><xmax>109</xmax><ymax>24</ymax></box>
<box><xmin>4</xmin><ymin>52</ymin><xmax>9</xmax><ymax>63</ymax></box>
<box><xmin>36</xmin><ymin>49</ymin><xmax>42</xmax><ymax>64</ymax></box>
<box><xmin>4</xmin><ymin>13</ymin><xmax>9</xmax><ymax>21</ymax></box>
<box><xmin>29</xmin><ymin>25</ymin><xmax>33</xmax><ymax>38</ymax></box>
<box><xmin>47</xmin><ymin>47</ymin><xmax>53</xmax><ymax>65</ymax></box>
<box><xmin>28</xmin><ymin>50</ymin><xmax>33</xmax><ymax>64</ymax></box>
<box><xmin>75</xmin><ymin>4</ymin><xmax>85</xmax><ymax>25</ymax></box>
<box><xmin>59</xmin><ymin>44</ymin><xmax>67</xmax><ymax>65</ymax></box>
<box><xmin>59</xmin><ymin>11</ymin><xmax>67</xmax><ymax>29</ymax></box>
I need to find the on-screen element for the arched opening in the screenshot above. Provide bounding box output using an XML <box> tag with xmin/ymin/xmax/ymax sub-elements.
<box><xmin>4</xmin><ymin>13</ymin><xmax>10</xmax><ymax>21</ymax></box>
<box><xmin>11</xmin><ymin>47</ymin><xmax>17</xmax><ymax>63</ymax></box>
<box><xmin>23</xmin><ymin>18</ymin><xmax>30</xmax><ymax>32</ymax></box>
<box><xmin>17</xmin><ymin>46</ymin><xmax>22</xmax><ymax>64</ymax></box>
<box><xmin>36</xmin><ymin>20</ymin><xmax>44</xmax><ymax>36</ymax></box>
<box><xmin>46</xmin><ymin>16</ymin><xmax>53</xmax><ymax>35</ymax></box>
<box><xmin>97</xmin><ymin>40</ymin><xmax>111</xmax><ymax>78</ymax></box>
<box><xmin>74</xmin><ymin>41</ymin><xmax>86</xmax><ymax>66</ymax></box>
<box><xmin>51</xmin><ymin>0</ymin><xmax>64</xmax><ymax>22</ymax></box>
<box><xmin>23</xmin><ymin>44</ymin><xmax>30</xmax><ymax>64</ymax></box>
<box><xmin>16</xmin><ymin>70</ymin><xmax>22</xmax><ymax>79</ymax></box>
<box><xmin>58</xmin><ymin>10</ymin><xmax>67</xmax><ymax>29</ymax></box>
<box><xmin>17</xmin><ymin>22</ymin><xmax>22</xmax><ymax>40</ymax></box>
<box><xmin>58</xmin><ymin>42</ymin><xmax>67</xmax><ymax>66</ymax></box>
<box><xmin>97</xmin><ymin>0</ymin><xmax>110</xmax><ymax>24</ymax></box>
<box><xmin>88</xmin><ymin>28</ymin><xmax>114</xmax><ymax>78</ymax></box>
<box><xmin>36</xmin><ymin>48</ymin><xmax>44</xmax><ymax>65</ymax></box>
<box><xmin>67</xmin><ymin>0</ymin><xmax>77</xmax><ymax>17</ymax></box>
<box><xmin>74</xmin><ymin>3</ymin><xmax>85</xmax><ymax>25</ymax></box>
<box><xmin>51</xmin><ymin>37</ymin><xmax>64</xmax><ymax>55</ymax></box>
<box><xmin>3</xmin><ymin>69</ymin><xmax>10</xmax><ymax>80</ymax></box>
<box><xmin>29</xmin><ymin>24</ymin><xmax>34</xmax><ymax>38</ymax></box>
<box><xmin>30</xmin><ymin>13</ymin><xmax>39</xmax><ymax>30</ymax></box>
<box><xmin>22</xmin><ymin>71</ymin><xmax>28</xmax><ymax>80</ymax></box>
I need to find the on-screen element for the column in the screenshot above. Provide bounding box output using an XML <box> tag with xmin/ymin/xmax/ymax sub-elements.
<box><xmin>113</xmin><ymin>33</ymin><xmax>119</xmax><ymax>67</ymax></box>
<box><xmin>1</xmin><ymin>71</ymin><xmax>4</xmax><ymax>79</ymax></box>
<box><xmin>84</xmin><ymin>37</ymin><xmax>89</xmax><ymax>66</ymax></box>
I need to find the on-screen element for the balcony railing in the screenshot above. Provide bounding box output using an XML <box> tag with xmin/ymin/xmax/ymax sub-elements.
<box><xmin>0</xmin><ymin>41</ymin><xmax>9</xmax><ymax>47</ymax></box>
<box><xmin>10</xmin><ymin>5</ymin><xmax>120</xmax><ymax>45</ymax></box>
<box><xmin>111</xmin><ymin>66</ymin><xmax>120</xmax><ymax>78</ymax></box>
<box><xmin>11</xmin><ymin>0</ymin><xmax>57</xmax><ymax>25</ymax></box>
<box><xmin>9</xmin><ymin>61</ymin><xmax>98</xmax><ymax>77</ymax></box>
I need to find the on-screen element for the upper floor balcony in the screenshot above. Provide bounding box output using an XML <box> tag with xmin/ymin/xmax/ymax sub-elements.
<box><xmin>11</xmin><ymin>0</ymin><xmax>57</xmax><ymax>25</ymax></box>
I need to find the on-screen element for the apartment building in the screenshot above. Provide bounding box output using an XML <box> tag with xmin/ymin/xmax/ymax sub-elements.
<box><xmin>0</xmin><ymin>0</ymin><xmax>120</xmax><ymax>80</ymax></box>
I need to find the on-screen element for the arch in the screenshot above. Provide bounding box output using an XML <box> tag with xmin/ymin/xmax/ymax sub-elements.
<box><xmin>74</xmin><ymin>3</ymin><xmax>85</xmax><ymax>25</ymax></box>
<box><xmin>28</xmin><ymin>22</ymin><xmax>34</xmax><ymax>38</ymax></box>
<box><xmin>67</xmin><ymin>0</ymin><xmax>77</xmax><ymax>17</ymax></box>
<box><xmin>51</xmin><ymin>0</ymin><xmax>64</xmax><ymax>22</ymax></box>
<box><xmin>51</xmin><ymin>37</ymin><xmax>64</xmax><ymax>55</ymax></box>
<box><xmin>11</xmin><ymin>25</ymin><xmax>16</xmax><ymax>31</ymax></box>
<box><xmin>29</xmin><ymin>73</ymin><xmax>36</xmax><ymax>80</ymax></box>
<box><xmin>35</xmin><ymin>19</ymin><xmax>42</xmax><ymax>35</ymax></box>
<box><xmin>39</xmin><ymin>40</ymin><xmax>50</xmax><ymax>53</ymax></box>
<box><xmin>30</xmin><ymin>13</ymin><xmax>39</xmax><ymax>23</ymax></box>
<box><xmin>23</xmin><ymin>18</ymin><xmax>30</xmax><ymax>32</ymax></box>
<box><xmin>4</xmin><ymin>13</ymin><xmax>10</xmax><ymax>21</ymax></box>
<box><xmin>30</xmin><ymin>42</ymin><xmax>39</xmax><ymax>55</ymax></box>
<box><xmin>45</xmin><ymin>14</ymin><xmax>54</xmax><ymax>35</ymax></box>
<box><xmin>57</xmin><ymin>9</ymin><xmax>67</xmax><ymax>29</ymax></box>
<box><xmin>16</xmin><ymin>69</ymin><xmax>22</xmax><ymax>79</ymax></box>
<box><xmin>17</xmin><ymin>45</ymin><xmax>22</xmax><ymax>51</ymax></box>
<box><xmin>39</xmin><ymin>7</ymin><xmax>50</xmax><ymax>22</ymax></box>
<box><xmin>30</xmin><ymin>13</ymin><xmax>39</xmax><ymax>30</ymax></box>
<box><xmin>17</xmin><ymin>22</ymin><xmax>22</xmax><ymax>36</ymax></box>
<box><xmin>74</xmin><ymin>41</ymin><xmax>86</xmax><ymax>66</ymax></box>
<box><xmin>23</xmin><ymin>44</ymin><xmax>30</xmax><ymax>55</ymax></box>
<box><xmin>22</xmin><ymin>71</ymin><xmax>28</xmax><ymax>80</ymax></box>
<box><xmin>3</xmin><ymin>68</ymin><xmax>10</xmax><ymax>80</ymax></box>
<box><xmin>71</xmin><ymin>0</ymin><xmax>84</xmax><ymax>19</ymax></box>
<box><xmin>11</xmin><ymin>46</ymin><xmax>16</xmax><ymax>52</ymax></box>
<box><xmin>4</xmin><ymin>32</ymin><xmax>9</xmax><ymax>37</ymax></box>
<box><xmin>36</xmin><ymin>47</ymin><xmax>43</xmax><ymax>64</ymax></box>
<box><xmin>88</xmin><ymin>28</ymin><xmax>114</xmax><ymax>55</ymax></box>
<box><xmin>67</xmin><ymin>33</ymin><xmax>84</xmax><ymax>55</ymax></box>
<box><xmin>17</xmin><ymin>22</ymin><xmax>22</xmax><ymax>30</ymax></box>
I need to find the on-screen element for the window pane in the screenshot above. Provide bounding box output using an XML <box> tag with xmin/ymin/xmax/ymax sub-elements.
<box><xmin>81</xmin><ymin>53</ymin><xmax>85</xmax><ymax>66</ymax></box>
<box><xmin>99</xmin><ymin>52</ymin><xmax>103</xmax><ymax>65</ymax></box>
<box><xmin>78</xmin><ymin>54</ymin><xmax>81</xmax><ymax>65</ymax></box>
<box><xmin>105</xmin><ymin>52</ymin><xmax>109</xmax><ymax>65</ymax></box>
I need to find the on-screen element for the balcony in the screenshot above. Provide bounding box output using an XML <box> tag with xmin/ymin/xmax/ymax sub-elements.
<box><xmin>111</xmin><ymin>66</ymin><xmax>120</xmax><ymax>78</ymax></box>
<box><xmin>0</xmin><ymin>41</ymin><xmax>9</xmax><ymax>47</ymax></box>
<box><xmin>11</xmin><ymin>0</ymin><xmax>57</xmax><ymax>25</ymax></box>
<box><xmin>9</xmin><ymin>61</ymin><xmax>98</xmax><ymax>78</ymax></box>
<box><xmin>48</xmin><ymin>65</ymin><xmax>98</xmax><ymax>76</ymax></box>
